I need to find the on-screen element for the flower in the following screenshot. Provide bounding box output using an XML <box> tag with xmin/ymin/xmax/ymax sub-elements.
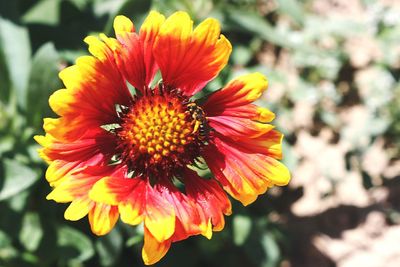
<box><xmin>35</xmin><ymin>10</ymin><xmax>290</xmax><ymax>265</ymax></box>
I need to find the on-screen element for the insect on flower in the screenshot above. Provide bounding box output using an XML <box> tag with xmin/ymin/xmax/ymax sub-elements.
<box><xmin>35</xmin><ymin>10</ymin><xmax>290</xmax><ymax>265</ymax></box>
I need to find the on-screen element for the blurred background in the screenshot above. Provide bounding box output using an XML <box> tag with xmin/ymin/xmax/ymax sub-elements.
<box><xmin>0</xmin><ymin>0</ymin><xmax>399</xmax><ymax>266</ymax></box>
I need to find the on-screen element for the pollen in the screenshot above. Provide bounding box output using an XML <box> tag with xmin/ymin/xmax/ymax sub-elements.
<box><xmin>116</xmin><ymin>86</ymin><xmax>210</xmax><ymax>178</ymax></box>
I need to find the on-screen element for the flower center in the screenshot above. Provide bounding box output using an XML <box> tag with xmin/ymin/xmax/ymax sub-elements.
<box><xmin>116</xmin><ymin>85</ymin><xmax>210</xmax><ymax>178</ymax></box>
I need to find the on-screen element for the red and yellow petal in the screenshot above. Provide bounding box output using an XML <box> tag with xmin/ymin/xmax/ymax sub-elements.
<box><xmin>139</xmin><ymin>11</ymin><xmax>166</xmax><ymax>87</ymax></box>
<box><xmin>203</xmin><ymin>135</ymin><xmax>290</xmax><ymax>206</ymax></box>
<box><xmin>89</xmin><ymin>176</ymin><xmax>176</xmax><ymax>242</ymax></box>
<box><xmin>65</xmin><ymin>197</ymin><xmax>118</xmax><ymax>236</ymax></box>
<box><xmin>114</xmin><ymin>15</ymin><xmax>135</xmax><ymax>34</ymax></box>
<box><xmin>203</xmin><ymin>72</ymin><xmax>268</xmax><ymax>112</ymax></box>
<box><xmin>88</xmin><ymin>202</ymin><xmax>119</xmax><ymax>236</ymax></box>
<box><xmin>114</xmin><ymin>32</ymin><xmax>147</xmax><ymax>91</ymax></box>
<box><xmin>233</xmin><ymin>129</ymin><xmax>284</xmax><ymax>159</ymax></box>
<box><xmin>203</xmin><ymin>73</ymin><xmax>276</xmax><ymax>140</ymax></box>
<box><xmin>34</xmin><ymin>129</ymin><xmax>116</xmax><ymax>187</ymax></box>
<box><xmin>201</xmin><ymin>71</ymin><xmax>289</xmax><ymax>205</ymax></box>
<box><xmin>89</xmin><ymin>177</ymin><xmax>146</xmax><ymax>227</ymax></box>
<box><xmin>56</xmin><ymin>55</ymin><xmax>130</xmax><ymax>121</ymax></box>
<box><xmin>64</xmin><ymin>54</ymin><xmax>129</xmax><ymax>109</ymax></box>
<box><xmin>143</xmin><ymin>188</ymin><xmax>176</xmax><ymax>242</ymax></box>
<box><xmin>113</xmin><ymin>12</ymin><xmax>165</xmax><ymax>91</ymax></box>
<box><xmin>64</xmin><ymin>196</ymin><xmax>93</xmax><ymax>221</ymax></box>
<box><xmin>47</xmin><ymin>38</ymin><xmax>131</xmax><ymax>142</ymax></box>
<box><xmin>45</xmin><ymin>165</ymin><xmax>123</xmax><ymax>203</ymax></box>
<box><xmin>207</xmin><ymin>115</ymin><xmax>275</xmax><ymax>140</ymax></box>
<box><xmin>205</xmin><ymin>104</ymin><xmax>275</xmax><ymax>123</ymax></box>
<box><xmin>90</xmin><ymin>175</ymin><xmax>225</xmax><ymax>264</ymax></box>
<box><xmin>142</xmin><ymin>227</ymin><xmax>172</xmax><ymax>265</ymax></box>
<box><xmin>153</xmin><ymin>11</ymin><xmax>231</xmax><ymax>96</ymax></box>
<box><xmin>45</xmin><ymin>172</ymin><xmax>97</xmax><ymax>203</ymax></box>
<box><xmin>59</xmin><ymin>200</ymin><xmax>116</xmax><ymax>237</ymax></box>
<box><xmin>36</xmin><ymin>129</ymin><xmax>115</xmax><ymax>163</ymax></box>
<box><xmin>40</xmin><ymin>117</ymin><xmax>82</xmax><ymax>142</ymax></box>
<box><xmin>184</xmin><ymin>169</ymin><xmax>232</xmax><ymax>233</ymax></box>
<box><xmin>45</xmin><ymin>166</ymin><xmax>125</xmax><ymax>235</ymax></box>
<box><xmin>141</xmin><ymin>176</ymin><xmax>229</xmax><ymax>265</ymax></box>
<box><xmin>154</xmin><ymin>180</ymin><xmax>207</xmax><ymax>241</ymax></box>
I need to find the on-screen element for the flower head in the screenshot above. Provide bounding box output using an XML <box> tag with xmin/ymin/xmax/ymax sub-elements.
<box><xmin>35</xmin><ymin>11</ymin><xmax>290</xmax><ymax>265</ymax></box>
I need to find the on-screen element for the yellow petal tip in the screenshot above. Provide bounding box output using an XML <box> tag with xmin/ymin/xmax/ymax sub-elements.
<box><xmin>114</xmin><ymin>15</ymin><xmax>135</xmax><ymax>35</ymax></box>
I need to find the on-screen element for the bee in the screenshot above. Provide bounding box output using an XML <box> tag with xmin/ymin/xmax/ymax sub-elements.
<box><xmin>187</xmin><ymin>103</ymin><xmax>211</xmax><ymax>142</ymax></box>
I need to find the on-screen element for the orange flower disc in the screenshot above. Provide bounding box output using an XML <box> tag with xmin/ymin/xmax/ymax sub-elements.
<box><xmin>117</xmin><ymin>85</ymin><xmax>209</xmax><ymax>177</ymax></box>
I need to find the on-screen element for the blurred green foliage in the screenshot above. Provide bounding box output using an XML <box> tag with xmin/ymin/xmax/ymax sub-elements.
<box><xmin>0</xmin><ymin>0</ymin><xmax>399</xmax><ymax>266</ymax></box>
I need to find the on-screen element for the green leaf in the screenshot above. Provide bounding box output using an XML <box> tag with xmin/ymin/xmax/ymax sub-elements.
<box><xmin>0</xmin><ymin>135</ymin><xmax>14</xmax><ymax>157</ymax></box>
<box><xmin>231</xmin><ymin>45</ymin><xmax>253</xmax><ymax>66</ymax></box>
<box><xmin>0</xmin><ymin>159</ymin><xmax>39</xmax><ymax>201</ymax></box>
<box><xmin>0</xmin><ymin>45</ymin><xmax>10</xmax><ymax>103</ymax></box>
<box><xmin>0</xmin><ymin>17</ymin><xmax>31</xmax><ymax>107</ymax></box>
<box><xmin>8</xmin><ymin>190</ymin><xmax>30</xmax><ymax>212</ymax></box>
<box><xmin>151</xmin><ymin>0</ymin><xmax>190</xmax><ymax>15</ymax></box>
<box><xmin>304</xmin><ymin>16</ymin><xmax>365</xmax><ymax>39</ymax></box>
<box><xmin>232</xmin><ymin>215</ymin><xmax>252</xmax><ymax>246</ymax></box>
<box><xmin>275</xmin><ymin>0</ymin><xmax>304</xmax><ymax>25</ymax></box>
<box><xmin>57</xmin><ymin>226</ymin><xmax>94</xmax><ymax>264</ymax></box>
<box><xmin>22</xmin><ymin>0</ymin><xmax>61</xmax><ymax>26</ymax></box>
<box><xmin>125</xmin><ymin>235</ymin><xmax>142</xmax><ymax>247</ymax></box>
<box><xmin>69</xmin><ymin>0</ymin><xmax>93</xmax><ymax>11</ymax></box>
<box><xmin>225</xmin><ymin>9</ymin><xmax>289</xmax><ymax>48</ymax></box>
<box><xmin>261</xmin><ymin>233</ymin><xmax>280</xmax><ymax>267</ymax></box>
<box><xmin>26</xmin><ymin>42</ymin><xmax>61</xmax><ymax>127</ymax></box>
<box><xmin>96</xmin><ymin>229</ymin><xmax>123</xmax><ymax>266</ymax></box>
<box><xmin>93</xmin><ymin>0</ymin><xmax>125</xmax><ymax>17</ymax></box>
<box><xmin>0</xmin><ymin>230</ymin><xmax>18</xmax><ymax>261</ymax></box>
<box><xmin>59</xmin><ymin>49</ymin><xmax>86</xmax><ymax>63</ymax></box>
<box><xmin>27</xmin><ymin>144</ymin><xmax>43</xmax><ymax>164</ymax></box>
<box><xmin>378</xmin><ymin>25</ymin><xmax>400</xmax><ymax>67</ymax></box>
<box><xmin>153</xmin><ymin>0</ymin><xmax>213</xmax><ymax>19</ymax></box>
<box><xmin>19</xmin><ymin>212</ymin><xmax>43</xmax><ymax>252</ymax></box>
